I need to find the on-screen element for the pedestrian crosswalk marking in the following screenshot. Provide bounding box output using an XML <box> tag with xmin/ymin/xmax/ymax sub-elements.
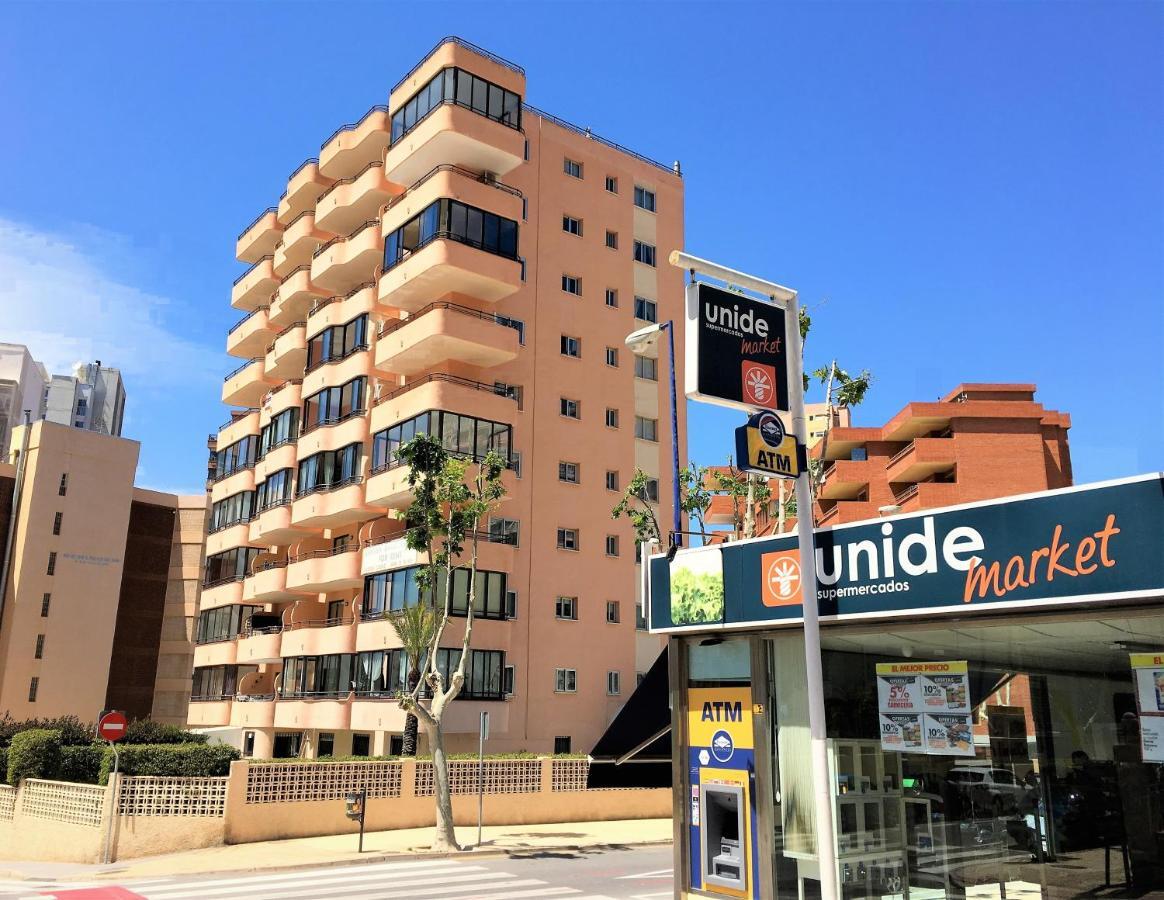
<box><xmin>130</xmin><ymin>859</ymin><xmax>465</xmax><ymax>892</ymax></box>
<box><xmin>140</xmin><ymin>869</ymin><xmax>499</xmax><ymax>900</ymax></box>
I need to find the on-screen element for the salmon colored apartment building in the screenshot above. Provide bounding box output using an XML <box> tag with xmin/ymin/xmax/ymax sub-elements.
<box><xmin>815</xmin><ymin>383</ymin><xmax>1072</xmax><ymax>526</ymax></box>
<box><xmin>191</xmin><ymin>38</ymin><xmax>684</xmax><ymax>759</ymax></box>
<box><xmin>0</xmin><ymin>420</ymin><xmax>208</xmax><ymax>724</ymax></box>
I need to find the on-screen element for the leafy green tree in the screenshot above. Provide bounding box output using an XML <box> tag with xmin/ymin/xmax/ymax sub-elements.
<box><xmin>711</xmin><ymin>459</ymin><xmax>772</xmax><ymax>539</ymax></box>
<box><xmin>395</xmin><ymin>433</ymin><xmax>508</xmax><ymax>851</ymax></box>
<box><xmin>389</xmin><ymin>601</ymin><xmax>438</xmax><ymax>757</ymax></box>
<box><xmin>612</xmin><ymin>465</ymin><xmax>712</xmax><ymax>546</ymax></box>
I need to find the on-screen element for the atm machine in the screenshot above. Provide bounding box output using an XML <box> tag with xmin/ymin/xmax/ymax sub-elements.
<box><xmin>702</xmin><ymin>782</ymin><xmax>747</xmax><ymax>890</ymax></box>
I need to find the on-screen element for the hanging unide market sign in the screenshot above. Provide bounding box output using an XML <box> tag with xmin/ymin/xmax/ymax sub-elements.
<box><xmin>649</xmin><ymin>474</ymin><xmax>1164</xmax><ymax>632</ymax></box>
<box><xmin>684</xmin><ymin>282</ymin><xmax>789</xmax><ymax>412</ymax></box>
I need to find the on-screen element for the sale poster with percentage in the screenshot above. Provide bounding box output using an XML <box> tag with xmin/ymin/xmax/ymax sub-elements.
<box><xmin>877</xmin><ymin>661</ymin><xmax>971</xmax><ymax>754</ymax></box>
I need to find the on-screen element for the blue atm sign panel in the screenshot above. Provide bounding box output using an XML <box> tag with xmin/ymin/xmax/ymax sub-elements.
<box><xmin>649</xmin><ymin>474</ymin><xmax>1164</xmax><ymax>633</ymax></box>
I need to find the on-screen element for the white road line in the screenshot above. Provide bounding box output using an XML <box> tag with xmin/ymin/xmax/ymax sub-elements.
<box><xmin>617</xmin><ymin>867</ymin><xmax>673</xmax><ymax>879</ymax></box>
<box><xmin>421</xmin><ymin>888</ymin><xmax>580</xmax><ymax>900</ymax></box>
<box><xmin>127</xmin><ymin>860</ymin><xmax>470</xmax><ymax>893</ymax></box>
<box><xmin>137</xmin><ymin>868</ymin><xmax>501</xmax><ymax>899</ymax></box>
<box><xmin>324</xmin><ymin>879</ymin><xmax>572</xmax><ymax>900</ymax></box>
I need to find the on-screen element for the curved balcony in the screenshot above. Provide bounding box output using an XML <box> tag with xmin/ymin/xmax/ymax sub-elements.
<box><xmin>314</xmin><ymin>162</ymin><xmax>394</xmax><ymax>235</ymax></box>
<box><xmin>349</xmin><ymin>696</ymin><xmax>507</xmax><ymax>735</ymax></box>
<box><xmin>307</xmin><ymin>283</ymin><xmax>377</xmax><ymax>332</ymax></box>
<box><xmin>285</xmin><ymin>544</ymin><xmax>362</xmax><ymax>593</ymax></box>
<box><xmin>279</xmin><ymin>158</ymin><xmax>333</xmax><ymax>224</ymax></box>
<box><xmin>231</xmin><ymin>256</ymin><xmax>279</xmax><ymax>311</ymax></box>
<box><xmin>301</xmin><ymin>349</ymin><xmax>371</xmax><ymax>399</ymax></box>
<box><xmin>274</xmin><ymin>696</ymin><xmax>352</xmax><ymax>732</ymax></box>
<box><xmin>264</xmin><ymin>322</ymin><xmax>307</xmax><ymax>382</ymax></box>
<box><xmin>269</xmin><ymin>267</ymin><xmax>328</xmax><ymax>328</ymax></box>
<box><xmin>369</xmin><ymin>373</ymin><xmax>521</xmax><ymax>437</ymax></box>
<box><xmin>885</xmin><ymin>437</ymin><xmax>956</xmax><ymax>484</ymax></box>
<box><xmin>377</xmin><ymin>236</ymin><xmax>520</xmax><ymax>313</ymax></box>
<box><xmin>280</xmin><ymin>617</ymin><xmax>358</xmax><ymax>658</ymax></box>
<box><xmin>237</xmin><ymin>209</ymin><xmax>283</xmax><ymax>264</ymax></box>
<box><xmin>319</xmin><ymin>105</ymin><xmax>391</xmax><ymax>180</ymax></box>
<box><xmin>205</xmin><ymin>522</ymin><xmax>253</xmax><ymax>557</ymax></box>
<box><xmin>230</xmin><ymin>695</ymin><xmax>276</xmax><ymax>729</ymax></box>
<box><xmin>385</xmin><ymin>102</ymin><xmax>524</xmax><ymax>187</ymax></box>
<box><xmin>237</xmin><ymin>627</ymin><xmax>284</xmax><ymax>665</ymax></box>
<box><xmin>260</xmin><ymin>379</ymin><xmax>302</xmax><ymax>420</ymax></box>
<box><xmin>310</xmin><ymin>220</ymin><xmax>383</xmax><ymax>295</ymax></box>
<box><xmin>290</xmin><ymin>478</ymin><xmax>374</xmax><ymax>531</ymax></box>
<box><xmin>222</xmin><ymin>358</ymin><xmax>277</xmax><ymax>408</ymax></box>
<box><xmin>374</xmin><ymin>302</ymin><xmax>519</xmax><ymax>377</ymax></box>
<box><xmin>187</xmin><ymin>699</ymin><xmax>233</xmax><ymax>727</ymax></box>
<box><xmin>216</xmin><ymin>409</ymin><xmax>259</xmax><ymax>449</ymax></box>
<box><xmin>199</xmin><ymin>576</ymin><xmax>246</xmax><ymax>610</ymax></box>
<box><xmin>273</xmin><ymin>212</ymin><xmax>331</xmax><ymax>277</ymax></box>
<box><xmin>193</xmin><ymin>639</ymin><xmax>238</xmax><ymax>668</ymax></box>
<box><xmin>249</xmin><ymin>501</ymin><xmax>308</xmax><ymax>546</ymax></box>
<box><xmin>256</xmin><ymin>441</ymin><xmax>297</xmax><ymax>483</ymax></box>
<box><xmin>210</xmin><ymin>467</ymin><xmax>256</xmax><ymax>504</ymax></box>
<box><xmin>381</xmin><ymin>165</ymin><xmax>523</xmax><ymax>237</ymax></box>
<box><xmin>298</xmin><ymin>410</ymin><xmax>369</xmax><ymax>460</ymax></box>
<box><xmin>244</xmin><ymin>556</ymin><xmax>299</xmax><ymax>601</ymax></box>
<box><xmin>226</xmin><ymin>306</ymin><xmax>275</xmax><ymax>360</ymax></box>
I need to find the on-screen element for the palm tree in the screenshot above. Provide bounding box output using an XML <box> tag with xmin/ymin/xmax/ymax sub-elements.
<box><xmin>389</xmin><ymin>600</ymin><xmax>437</xmax><ymax>756</ymax></box>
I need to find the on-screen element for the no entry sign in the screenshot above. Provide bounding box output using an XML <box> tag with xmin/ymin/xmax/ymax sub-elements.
<box><xmin>97</xmin><ymin>710</ymin><xmax>128</xmax><ymax>742</ymax></box>
<box><xmin>684</xmin><ymin>282</ymin><xmax>789</xmax><ymax>412</ymax></box>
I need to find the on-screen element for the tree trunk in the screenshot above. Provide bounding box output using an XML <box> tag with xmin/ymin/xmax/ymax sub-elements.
<box><xmin>743</xmin><ymin>477</ymin><xmax>756</xmax><ymax>538</ymax></box>
<box><xmin>427</xmin><ymin>717</ymin><xmax>459</xmax><ymax>851</ymax></box>
<box><xmin>777</xmin><ymin>480</ymin><xmax>787</xmax><ymax>534</ymax></box>
<box><xmin>401</xmin><ymin>665</ymin><xmax>420</xmax><ymax>756</ymax></box>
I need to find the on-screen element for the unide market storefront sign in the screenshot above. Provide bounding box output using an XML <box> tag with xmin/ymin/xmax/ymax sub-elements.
<box><xmin>649</xmin><ymin>474</ymin><xmax>1164</xmax><ymax>632</ymax></box>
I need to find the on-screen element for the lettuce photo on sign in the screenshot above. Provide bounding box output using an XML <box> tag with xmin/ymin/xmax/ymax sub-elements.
<box><xmin>669</xmin><ymin>548</ymin><xmax>725</xmax><ymax>625</ymax></box>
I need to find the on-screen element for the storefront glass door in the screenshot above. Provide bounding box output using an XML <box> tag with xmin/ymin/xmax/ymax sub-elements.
<box><xmin>767</xmin><ymin>609</ymin><xmax>1164</xmax><ymax>899</ymax></box>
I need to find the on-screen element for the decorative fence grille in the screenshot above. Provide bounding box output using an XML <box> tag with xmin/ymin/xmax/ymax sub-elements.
<box><xmin>0</xmin><ymin>785</ymin><xmax>15</xmax><ymax>821</ymax></box>
<box><xmin>414</xmin><ymin>759</ymin><xmax>543</xmax><ymax>796</ymax></box>
<box><xmin>117</xmin><ymin>776</ymin><xmax>228</xmax><ymax>817</ymax></box>
<box><xmin>245</xmin><ymin>761</ymin><xmax>402</xmax><ymax>804</ymax></box>
<box><xmin>20</xmin><ymin>779</ymin><xmax>105</xmax><ymax>827</ymax></box>
<box><xmin>550</xmin><ymin>758</ymin><xmax>590</xmax><ymax>792</ymax></box>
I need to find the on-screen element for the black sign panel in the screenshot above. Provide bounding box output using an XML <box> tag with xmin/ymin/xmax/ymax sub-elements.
<box><xmin>686</xmin><ymin>282</ymin><xmax>789</xmax><ymax>412</ymax></box>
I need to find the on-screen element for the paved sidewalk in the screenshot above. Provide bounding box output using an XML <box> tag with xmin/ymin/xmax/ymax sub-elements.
<box><xmin>0</xmin><ymin>818</ymin><xmax>673</xmax><ymax>883</ymax></box>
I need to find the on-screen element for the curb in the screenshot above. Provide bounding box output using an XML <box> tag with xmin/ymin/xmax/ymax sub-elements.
<box><xmin>5</xmin><ymin>837</ymin><xmax>672</xmax><ymax>884</ymax></box>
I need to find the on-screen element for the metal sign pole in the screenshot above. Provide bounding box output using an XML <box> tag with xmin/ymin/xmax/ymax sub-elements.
<box><xmin>477</xmin><ymin>711</ymin><xmax>488</xmax><ymax>848</ymax></box>
<box><xmin>102</xmin><ymin>740</ymin><xmax>119</xmax><ymax>865</ymax></box>
<box><xmin>783</xmin><ymin>292</ymin><xmax>839</xmax><ymax>899</ymax></box>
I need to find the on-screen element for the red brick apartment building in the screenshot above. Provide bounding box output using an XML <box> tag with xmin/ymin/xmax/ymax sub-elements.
<box><xmin>816</xmin><ymin>383</ymin><xmax>1071</xmax><ymax>526</ymax></box>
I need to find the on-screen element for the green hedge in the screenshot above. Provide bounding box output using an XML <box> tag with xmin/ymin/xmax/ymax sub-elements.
<box><xmin>59</xmin><ymin>744</ymin><xmax>105</xmax><ymax>784</ymax></box>
<box><xmin>123</xmin><ymin>721</ymin><xmax>207</xmax><ymax>745</ymax></box>
<box><xmin>0</xmin><ymin>715</ymin><xmax>92</xmax><ymax>748</ymax></box>
<box><xmin>97</xmin><ymin>743</ymin><xmax>239</xmax><ymax>784</ymax></box>
<box><xmin>7</xmin><ymin>729</ymin><xmax>62</xmax><ymax>784</ymax></box>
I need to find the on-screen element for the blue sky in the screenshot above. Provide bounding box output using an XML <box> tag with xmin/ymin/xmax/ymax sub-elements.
<box><xmin>1</xmin><ymin>2</ymin><xmax>1160</xmax><ymax>493</ymax></box>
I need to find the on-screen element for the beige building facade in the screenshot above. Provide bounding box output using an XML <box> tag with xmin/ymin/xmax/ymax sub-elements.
<box><xmin>192</xmin><ymin>38</ymin><xmax>684</xmax><ymax>759</ymax></box>
<box><xmin>0</xmin><ymin>420</ymin><xmax>207</xmax><ymax>723</ymax></box>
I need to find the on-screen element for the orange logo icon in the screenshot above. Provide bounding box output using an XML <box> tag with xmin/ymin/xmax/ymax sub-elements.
<box><xmin>762</xmin><ymin>550</ymin><xmax>803</xmax><ymax>607</ymax></box>
<box><xmin>742</xmin><ymin>361</ymin><xmax>777</xmax><ymax>408</ymax></box>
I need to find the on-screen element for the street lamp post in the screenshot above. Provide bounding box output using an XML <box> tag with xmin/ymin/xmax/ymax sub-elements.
<box><xmin>625</xmin><ymin>321</ymin><xmax>682</xmax><ymax>549</ymax></box>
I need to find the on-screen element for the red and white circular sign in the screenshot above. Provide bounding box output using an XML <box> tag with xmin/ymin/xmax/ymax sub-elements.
<box><xmin>97</xmin><ymin>710</ymin><xmax>128</xmax><ymax>742</ymax></box>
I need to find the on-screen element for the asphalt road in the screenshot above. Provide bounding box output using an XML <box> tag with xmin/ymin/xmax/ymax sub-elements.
<box><xmin>0</xmin><ymin>844</ymin><xmax>675</xmax><ymax>900</ymax></box>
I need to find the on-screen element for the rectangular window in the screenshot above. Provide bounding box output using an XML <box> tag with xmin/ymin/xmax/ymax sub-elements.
<box><xmin>371</xmin><ymin>410</ymin><xmax>512</xmax><ymax>474</ymax></box>
<box><xmin>243</xmin><ymin>731</ymin><xmax>256</xmax><ymax>757</ymax></box>
<box><xmin>634</xmin><ymin>355</ymin><xmax>658</xmax><ymax>381</ymax></box>
<box><xmin>605</xmin><ymin>471</ymin><xmax>619</xmax><ymax>492</ymax></box>
<box><xmin>296</xmin><ymin>443</ymin><xmax>362</xmax><ymax>496</ymax></box>
<box><xmin>561</xmin><ymin>274</ymin><xmax>581</xmax><ymax>296</ymax></box>
<box><xmin>258</xmin><ymin>407</ymin><xmax>299</xmax><ymax>459</ymax></box>
<box><xmin>605</xmin><ymin>288</ymin><xmax>618</xmax><ymax>308</ymax></box>
<box><xmin>560</xmin><ymin>336</ymin><xmax>581</xmax><ymax>358</ymax></box>
<box><xmin>606</xmin><ymin>601</ymin><xmax>620</xmax><ymax>624</ymax></box>
<box><xmin>305</xmin><ymin>314</ymin><xmax>369</xmax><ymax>372</ymax></box>
<box><xmin>607</xmin><ymin>671</ymin><xmax>621</xmax><ymax>695</ymax></box>
<box><xmin>46</xmin><ymin>552</ymin><xmax>56</xmax><ymax>576</ymax></box>
<box><xmin>301</xmin><ymin>377</ymin><xmax>366</xmax><ymax>432</ymax></box>
<box><xmin>34</xmin><ymin>635</ymin><xmax>44</xmax><ymax>659</ymax></box>
<box><xmin>505</xmin><ymin>590</ymin><xmax>518</xmax><ymax>620</ymax></box>
<box><xmin>391</xmin><ymin>66</ymin><xmax>521</xmax><ymax>144</ymax></box>
<box><xmin>638</xmin><ymin>477</ymin><xmax>660</xmax><ymax>502</ymax></box>
<box><xmin>511</xmin><ymin>451</ymin><xmax>522</xmax><ymax>478</ymax></box>
<box><xmin>634</xmin><ymin>296</ymin><xmax>657</xmax><ymax>322</ymax></box>
<box><xmin>503</xmin><ymin>664</ymin><xmax>515</xmax><ymax>695</ymax></box>
<box><xmin>555</xmin><ymin>669</ymin><xmax>577</xmax><ymax>693</ymax></box>
<box><xmin>383</xmin><ymin>198</ymin><xmax>518</xmax><ymax>271</ymax></box>
<box><xmin>558</xmin><ymin>461</ymin><xmax>580</xmax><ymax>484</ymax></box>
<box><xmin>635</xmin><ymin>416</ymin><xmax>659</xmax><ymax>442</ymax></box>
<box><xmin>633</xmin><ymin>186</ymin><xmax>657</xmax><ymax>212</ymax></box>
<box><xmin>58</xmin><ymin>474</ymin><xmax>67</xmax><ymax>496</ymax></box>
<box><xmin>562</xmin><ymin>215</ymin><xmax>582</xmax><ymax>236</ymax></box>
<box><xmin>605</xmin><ymin>176</ymin><xmax>618</xmax><ymax>193</ymax></box>
<box><xmin>52</xmin><ymin>512</ymin><xmax>62</xmax><ymax>536</ymax></box>
<box><xmin>351</xmin><ymin>734</ymin><xmax>371</xmax><ymax>757</ymax></box>
<box><xmin>557</xmin><ymin>528</ymin><xmax>579</xmax><ymax>551</ymax></box>
<box><xmin>636</xmin><ymin>606</ymin><xmax>648</xmax><ymax>630</ymax></box>
<box><xmin>40</xmin><ymin>593</ymin><xmax>50</xmax><ymax>617</ymax></box>
<box><xmin>488</xmin><ymin>517</ymin><xmax>520</xmax><ymax>547</ymax></box>
<box><xmin>633</xmin><ymin>240</ymin><xmax>657</xmax><ymax>267</ymax></box>
<box><xmin>317</xmin><ymin>733</ymin><xmax>335</xmax><ymax>758</ymax></box>
<box><xmin>605</xmin><ymin>230</ymin><xmax>618</xmax><ymax>249</ymax></box>
<box><xmin>554</xmin><ymin>736</ymin><xmax>572</xmax><ymax>754</ymax></box>
<box><xmin>560</xmin><ymin>398</ymin><xmax>580</xmax><ymax>419</ymax></box>
<box><xmin>555</xmin><ymin>596</ymin><xmax>578</xmax><ymax>620</ymax></box>
<box><xmin>605</xmin><ymin>347</ymin><xmax>618</xmax><ymax>367</ymax></box>
<box><xmin>605</xmin><ymin>535</ymin><xmax>620</xmax><ymax>557</ymax></box>
<box><xmin>564</xmin><ymin>158</ymin><xmax>583</xmax><ymax>178</ymax></box>
<box><xmin>605</xmin><ymin>408</ymin><xmax>619</xmax><ymax>429</ymax></box>
<box><xmin>28</xmin><ymin>677</ymin><xmax>38</xmax><ymax>703</ymax></box>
